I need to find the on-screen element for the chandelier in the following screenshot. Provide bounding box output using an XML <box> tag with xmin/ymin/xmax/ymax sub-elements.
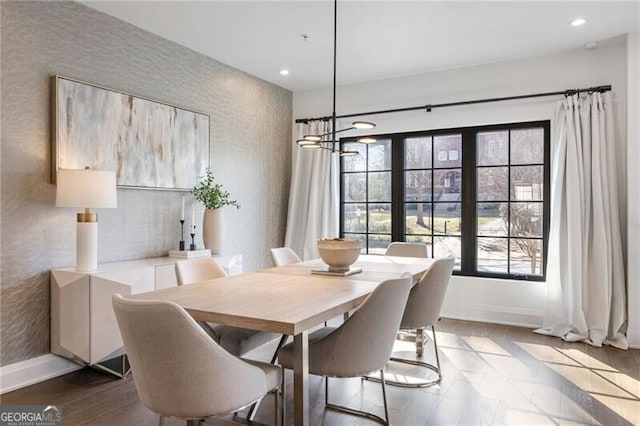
<box><xmin>296</xmin><ymin>0</ymin><xmax>377</xmax><ymax>156</ymax></box>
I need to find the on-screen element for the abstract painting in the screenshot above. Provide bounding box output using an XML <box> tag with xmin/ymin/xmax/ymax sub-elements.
<box><xmin>51</xmin><ymin>75</ymin><xmax>210</xmax><ymax>190</ymax></box>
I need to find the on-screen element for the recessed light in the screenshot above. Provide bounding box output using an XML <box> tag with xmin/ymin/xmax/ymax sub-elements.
<box><xmin>585</xmin><ymin>41</ymin><xmax>598</xmax><ymax>50</ymax></box>
<box><xmin>571</xmin><ymin>18</ymin><xmax>586</xmax><ymax>27</ymax></box>
<box><xmin>279</xmin><ymin>69</ymin><xmax>290</xmax><ymax>76</ymax></box>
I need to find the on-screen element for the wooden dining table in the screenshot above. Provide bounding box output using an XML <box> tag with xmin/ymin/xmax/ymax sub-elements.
<box><xmin>130</xmin><ymin>254</ymin><xmax>433</xmax><ymax>426</ymax></box>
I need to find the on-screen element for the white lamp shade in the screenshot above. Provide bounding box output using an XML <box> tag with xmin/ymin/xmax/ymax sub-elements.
<box><xmin>56</xmin><ymin>169</ymin><xmax>117</xmax><ymax>208</ymax></box>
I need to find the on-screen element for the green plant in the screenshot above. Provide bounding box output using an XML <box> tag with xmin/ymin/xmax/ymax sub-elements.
<box><xmin>191</xmin><ymin>170</ymin><xmax>240</xmax><ymax>210</ymax></box>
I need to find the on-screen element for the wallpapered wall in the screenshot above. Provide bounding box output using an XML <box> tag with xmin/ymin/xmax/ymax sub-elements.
<box><xmin>0</xmin><ymin>1</ymin><xmax>292</xmax><ymax>366</ymax></box>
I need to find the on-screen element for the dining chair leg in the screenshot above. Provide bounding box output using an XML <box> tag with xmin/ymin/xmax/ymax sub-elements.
<box><xmin>270</xmin><ymin>334</ymin><xmax>289</xmax><ymax>364</ymax></box>
<box><xmin>323</xmin><ymin>377</ymin><xmax>330</xmax><ymax>406</ymax></box>
<box><xmin>364</xmin><ymin>325</ymin><xmax>442</xmax><ymax>388</ymax></box>
<box><xmin>431</xmin><ymin>324</ymin><xmax>443</xmax><ymax>382</ymax></box>
<box><xmin>186</xmin><ymin>420</ymin><xmax>202</xmax><ymax>426</ymax></box>
<box><xmin>158</xmin><ymin>415</ymin><xmax>165</xmax><ymax>426</ymax></box>
<box><xmin>248</xmin><ymin>383</ymin><xmax>283</xmax><ymax>425</ymax></box>
<box><xmin>246</xmin><ymin>396</ymin><xmax>263</xmax><ymax>421</ymax></box>
<box><xmin>415</xmin><ymin>327</ymin><xmax>424</xmax><ymax>357</ymax></box>
<box><xmin>380</xmin><ymin>368</ymin><xmax>390</xmax><ymax>425</ymax></box>
<box><xmin>247</xmin><ymin>334</ymin><xmax>289</xmax><ymax>422</ymax></box>
<box><xmin>324</xmin><ymin>375</ymin><xmax>388</xmax><ymax>425</ymax></box>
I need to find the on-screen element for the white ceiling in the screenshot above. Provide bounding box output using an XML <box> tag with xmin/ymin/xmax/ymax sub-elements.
<box><xmin>83</xmin><ymin>1</ymin><xmax>640</xmax><ymax>92</ymax></box>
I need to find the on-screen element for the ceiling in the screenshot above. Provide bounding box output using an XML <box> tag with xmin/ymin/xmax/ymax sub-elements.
<box><xmin>83</xmin><ymin>1</ymin><xmax>640</xmax><ymax>92</ymax></box>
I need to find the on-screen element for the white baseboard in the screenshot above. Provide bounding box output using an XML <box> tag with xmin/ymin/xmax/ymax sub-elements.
<box><xmin>0</xmin><ymin>354</ymin><xmax>81</xmax><ymax>394</ymax></box>
<box><xmin>626</xmin><ymin>327</ymin><xmax>640</xmax><ymax>349</ymax></box>
<box><xmin>442</xmin><ymin>302</ymin><xmax>544</xmax><ymax>329</ymax></box>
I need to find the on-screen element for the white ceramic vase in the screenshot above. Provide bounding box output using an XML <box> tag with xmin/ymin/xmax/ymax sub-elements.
<box><xmin>202</xmin><ymin>208</ymin><xmax>224</xmax><ymax>254</ymax></box>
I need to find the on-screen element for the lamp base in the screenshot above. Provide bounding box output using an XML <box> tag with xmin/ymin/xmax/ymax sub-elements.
<box><xmin>76</xmin><ymin>222</ymin><xmax>98</xmax><ymax>272</ymax></box>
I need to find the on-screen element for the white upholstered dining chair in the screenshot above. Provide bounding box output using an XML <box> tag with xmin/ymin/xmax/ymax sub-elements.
<box><xmin>270</xmin><ymin>247</ymin><xmax>301</xmax><ymax>266</ymax></box>
<box><xmin>368</xmin><ymin>256</ymin><xmax>455</xmax><ymax>388</ymax></box>
<box><xmin>384</xmin><ymin>241</ymin><xmax>429</xmax><ymax>258</ymax></box>
<box><xmin>112</xmin><ymin>294</ymin><xmax>283</xmax><ymax>426</ymax></box>
<box><xmin>277</xmin><ymin>273</ymin><xmax>413</xmax><ymax>425</ymax></box>
<box><xmin>174</xmin><ymin>258</ymin><xmax>281</xmax><ymax>357</ymax></box>
<box><xmin>174</xmin><ymin>257</ymin><xmax>228</xmax><ymax>286</ymax></box>
<box><xmin>174</xmin><ymin>257</ymin><xmax>283</xmax><ymax>421</ymax></box>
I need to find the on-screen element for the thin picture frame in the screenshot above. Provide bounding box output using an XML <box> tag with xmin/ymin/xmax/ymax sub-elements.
<box><xmin>51</xmin><ymin>75</ymin><xmax>210</xmax><ymax>190</ymax></box>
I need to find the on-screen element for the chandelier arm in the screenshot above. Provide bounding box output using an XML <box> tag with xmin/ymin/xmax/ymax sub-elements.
<box><xmin>313</xmin><ymin>126</ymin><xmax>356</xmax><ymax>138</ymax></box>
<box><xmin>318</xmin><ymin>145</ymin><xmax>354</xmax><ymax>156</ymax></box>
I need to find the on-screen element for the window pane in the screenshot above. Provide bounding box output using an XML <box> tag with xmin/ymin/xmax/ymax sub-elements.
<box><xmin>477</xmin><ymin>167</ymin><xmax>508</xmax><ymax>201</ymax></box>
<box><xmin>511</xmin><ymin>166</ymin><xmax>543</xmax><ymax>201</ymax></box>
<box><xmin>343</xmin><ymin>233</ymin><xmax>367</xmax><ymax>253</ymax></box>
<box><xmin>368</xmin><ymin>203</ymin><xmax>391</xmax><ymax>234</ymax></box>
<box><xmin>477</xmin><ymin>237</ymin><xmax>508</xmax><ymax>273</ymax></box>
<box><xmin>342</xmin><ymin>143</ymin><xmax>366</xmax><ymax>172</ymax></box>
<box><xmin>510</xmin><ymin>239</ymin><xmax>543</xmax><ymax>276</ymax></box>
<box><xmin>510</xmin><ymin>202</ymin><xmax>543</xmax><ymax>238</ymax></box>
<box><xmin>433</xmin><ymin>236</ymin><xmax>461</xmax><ymax>269</ymax></box>
<box><xmin>433</xmin><ymin>169</ymin><xmax>461</xmax><ymax>202</ymax></box>
<box><xmin>477</xmin><ymin>131</ymin><xmax>508</xmax><ymax>166</ymax></box>
<box><xmin>405</xmin><ymin>136</ymin><xmax>432</xmax><ymax>169</ymax></box>
<box><xmin>368</xmin><ymin>139</ymin><xmax>391</xmax><ymax>171</ymax></box>
<box><xmin>477</xmin><ymin>202</ymin><xmax>507</xmax><ymax>237</ymax></box>
<box><xmin>405</xmin><ymin>170</ymin><xmax>431</xmax><ymax>202</ymax></box>
<box><xmin>511</xmin><ymin>128</ymin><xmax>544</xmax><ymax>165</ymax></box>
<box><xmin>433</xmin><ymin>203</ymin><xmax>461</xmax><ymax>235</ymax></box>
<box><xmin>406</xmin><ymin>235</ymin><xmax>433</xmax><ymax>257</ymax></box>
<box><xmin>343</xmin><ymin>204</ymin><xmax>367</xmax><ymax>233</ymax></box>
<box><xmin>434</xmin><ymin>134</ymin><xmax>462</xmax><ymax>168</ymax></box>
<box><xmin>340</xmin><ymin>121</ymin><xmax>547</xmax><ymax>281</ymax></box>
<box><xmin>405</xmin><ymin>203</ymin><xmax>432</xmax><ymax>235</ymax></box>
<box><xmin>367</xmin><ymin>172</ymin><xmax>391</xmax><ymax>202</ymax></box>
<box><xmin>343</xmin><ymin>173</ymin><xmax>366</xmax><ymax>202</ymax></box>
<box><xmin>368</xmin><ymin>234</ymin><xmax>391</xmax><ymax>255</ymax></box>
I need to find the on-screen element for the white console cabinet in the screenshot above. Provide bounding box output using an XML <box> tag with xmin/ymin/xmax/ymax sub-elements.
<box><xmin>51</xmin><ymin>255</ymin><xmax>242</xmax><ymax>370</ymax></box>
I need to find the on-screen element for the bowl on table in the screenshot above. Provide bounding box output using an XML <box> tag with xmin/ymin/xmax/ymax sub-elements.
<box><xmin>317</xmin><ymin>238</ymin><xmax>362</xmax><ymax>272</ymax></box>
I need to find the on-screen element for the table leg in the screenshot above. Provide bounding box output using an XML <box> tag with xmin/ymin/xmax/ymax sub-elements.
<box><xmin>293</xmin><ymin>330</ymin><xmax>309</xmax><ymax>426</ymax></box>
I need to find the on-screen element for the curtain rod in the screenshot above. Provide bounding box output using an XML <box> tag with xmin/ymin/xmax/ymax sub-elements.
<box><xmin>294</xmin><ymin>84</ymin><xmax>612</xmax><ymax>124</ymax></box>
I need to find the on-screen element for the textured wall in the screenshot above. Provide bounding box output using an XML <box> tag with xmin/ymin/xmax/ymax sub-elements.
<box><xmin>0</xmin><ymin>1</ymin><xmax>292</xmax><ymax>366</ymax></box>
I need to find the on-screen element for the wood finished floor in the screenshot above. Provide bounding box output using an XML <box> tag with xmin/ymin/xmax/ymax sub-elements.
<box><xmin>2</xmin><ymin>319</ymin><xmax>639</xmax><ymax>426</ymax></box>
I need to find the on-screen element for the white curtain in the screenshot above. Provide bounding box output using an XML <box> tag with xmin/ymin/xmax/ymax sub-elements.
<box><xmin>536</xmin><ymin>92</ymin><xmax>627</xmax><ymax>349</ymax></box>
<box><xmin>284</xmin><ymin>121</ymin><xmax>339</xmax><ymax>260</ymax></box>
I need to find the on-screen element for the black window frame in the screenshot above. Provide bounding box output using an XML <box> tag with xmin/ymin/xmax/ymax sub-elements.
<box><xmin>339</xmin><ymin>120</ymin><xmax>550</xmax><ymax>282</ymax></box>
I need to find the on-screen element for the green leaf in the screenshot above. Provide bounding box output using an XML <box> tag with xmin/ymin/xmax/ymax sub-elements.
<box><xmin>191</xmin><ymin>169</ymin><xmax>240</xmax><ymax>210</ymax></box>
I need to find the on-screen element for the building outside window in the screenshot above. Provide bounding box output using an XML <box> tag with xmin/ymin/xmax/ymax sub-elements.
<box><xmin>340</xmin><ymin>121</ymin><xmax>550</xmax><ymax>281</ymax></box>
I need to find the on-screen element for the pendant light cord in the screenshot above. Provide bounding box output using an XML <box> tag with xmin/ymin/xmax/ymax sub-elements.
<box><xmin>331</xmin><ymin>0</ymin><xmax>337</xmax><ymax>152</ymax></box>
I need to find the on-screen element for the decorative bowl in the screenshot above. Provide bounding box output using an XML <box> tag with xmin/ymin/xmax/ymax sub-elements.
<box><xmin>317</xmin><ymin>238</ymin><xmax>362</xmax><ymax>272</ymax></box>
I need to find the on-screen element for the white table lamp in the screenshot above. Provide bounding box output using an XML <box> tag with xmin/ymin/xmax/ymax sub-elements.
<box><xmin>56</xmin><ymin>168</ymin><xmax>117</xmax><ymax>272</ymax></box>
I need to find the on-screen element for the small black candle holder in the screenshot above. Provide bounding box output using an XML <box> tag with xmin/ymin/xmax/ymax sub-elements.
<box><xmin>179</xmin><ymin>219</ymin><xmax>185</xmax><ymax>251</ymax></box>
<box><xmin>190</xmin><ymin>232</ymin><xmax>196</xmax><ymax>251</ymax></box>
